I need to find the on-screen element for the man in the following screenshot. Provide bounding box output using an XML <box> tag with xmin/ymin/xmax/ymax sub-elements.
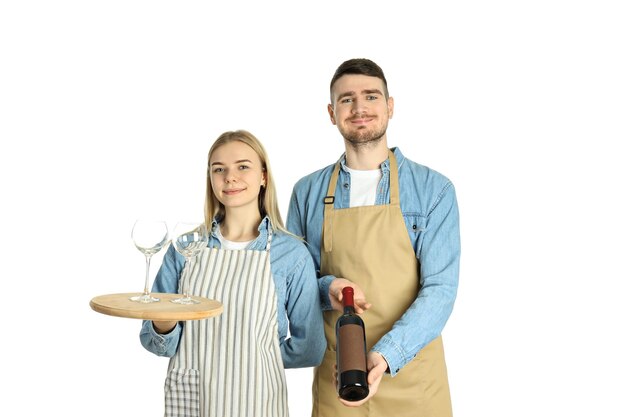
<box><xmin>287</xmin><ymin>58</ymin><xmax>460</xmax><ymax>417</ymax></box>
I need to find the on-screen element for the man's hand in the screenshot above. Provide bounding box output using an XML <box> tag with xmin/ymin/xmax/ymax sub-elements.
<box><xmin>329</xmin><ymin>278</ymin><xmax>372</xmax><ymax>313</ymax></box>
<box><xmin>334</xmin><ymin>351</ymin><xmax>388</xmax><ymax>407</ymax></box>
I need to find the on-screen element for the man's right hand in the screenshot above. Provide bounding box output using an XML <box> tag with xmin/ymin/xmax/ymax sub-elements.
<box><xmin>335</xmin><ymin>351</ymin><xmax>388</xmax><ymax>408</ymax></box>
<box><xmin>329</xmin><ymin>278</ymin><xmax>371</xmax><ymax>313</ymax></box>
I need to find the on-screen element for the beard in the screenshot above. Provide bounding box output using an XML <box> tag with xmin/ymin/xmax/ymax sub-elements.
<box><xmin>340</xmin><ymin>121</ymin><xmax>388</xmax><ymax>149</ymax></box>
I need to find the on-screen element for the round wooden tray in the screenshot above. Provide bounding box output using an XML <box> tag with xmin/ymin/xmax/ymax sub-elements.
<box><xmin>90</xmin><ymin>293</ymin><xmax>223</xmax><ymax>321</ymax></box>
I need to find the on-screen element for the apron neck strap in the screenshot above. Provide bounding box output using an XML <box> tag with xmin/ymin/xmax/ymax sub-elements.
<box><xmin>388</xmin><ymin>149</ymin><xmax>400</xmax><ymax>205</ymax></box>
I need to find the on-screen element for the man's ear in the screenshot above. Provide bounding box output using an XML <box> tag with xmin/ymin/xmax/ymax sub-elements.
<box><xmin>328</xmin><ymin>103</ymin><xmax>337</xmax><ymax>125</ymax></box>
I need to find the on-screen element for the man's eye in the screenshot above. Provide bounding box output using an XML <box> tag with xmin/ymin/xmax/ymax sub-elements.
<box><xmin>366</xmin><ymin>95</ymin><xmax>378</xmax><ymax>100</ymax></box>
<box><xmin>340</xmin><ymin>98</ymin><xmax>353</xmax><ymax>104</ymax></box>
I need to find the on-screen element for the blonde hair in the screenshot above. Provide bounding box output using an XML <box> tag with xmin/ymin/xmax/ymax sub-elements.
<box><xmin>204</xmin><ymin>130</ymin><xmax>291</xmax><ymax>236</ymax></box>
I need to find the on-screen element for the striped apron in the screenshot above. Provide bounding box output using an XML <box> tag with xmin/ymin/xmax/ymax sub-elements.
<box><xmin>164</xmin><ymin>232</ymin><xmax>288</xmax><ymax>417</ymax></box>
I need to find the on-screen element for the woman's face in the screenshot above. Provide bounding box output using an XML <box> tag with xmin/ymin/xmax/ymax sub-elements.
<box><xmin>209</xmin><ymin>141</ymin><xmax>266</xmax><ymax>213</ymax></box>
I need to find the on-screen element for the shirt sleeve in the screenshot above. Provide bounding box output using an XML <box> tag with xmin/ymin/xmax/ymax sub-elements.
<box><xmin>280</xmin><ymin>248</ymin><xmax>326</xmax><ymax>368</ymax></box>
<box><xmin>286</xmin><ymin>188</ymin><xmax>304</xmax><ymax>239</ymax></box>
<box><xmin>372</xmin><ymin>181</ymin><xmax>460</xmax><ymax>376</ymax></box>
<box><xmin>287</xmin><ymin>186</ymin><xmax>336</xmax><ymax>311</ymax></box>
<box><xmin>138</xmin><ymin>244</ymin><xmax>184</xmax><ymax>357</ymax></box>
<box><xmin>139</xmin><ymin>319</ymin><xmax>182</xmax><ymax>357</ymax></box>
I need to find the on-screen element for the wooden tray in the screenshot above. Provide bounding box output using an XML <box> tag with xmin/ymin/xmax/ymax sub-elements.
<box><xmin>90</xmin><ymin>293</ymin><xmax>223</xmax><ymax>321</ymax></box>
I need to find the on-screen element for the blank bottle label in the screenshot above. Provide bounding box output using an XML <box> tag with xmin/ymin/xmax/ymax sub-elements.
<box><xmin>338</xmin><ymin>324</ymin><xmax>366</xmax><ymax>372</ymax></box>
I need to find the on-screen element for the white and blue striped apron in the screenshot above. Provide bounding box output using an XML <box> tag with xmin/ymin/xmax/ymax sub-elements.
<box><xmin>164</xmin><ymin>233</ymin><xmax>288</xmax><ymax>417</ymax></box>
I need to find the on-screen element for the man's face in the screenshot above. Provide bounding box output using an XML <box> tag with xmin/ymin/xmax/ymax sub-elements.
<box><xmin>328</xmin><ymin>74</ymin><xmax>394</xmax><ymax>147</ymax></box>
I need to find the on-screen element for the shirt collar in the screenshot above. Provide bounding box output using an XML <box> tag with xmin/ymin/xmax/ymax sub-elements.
<box><xmin>338</xmin><ymin>147</ymin><xmax>404</xmax><ymax>173</ymax></box>
<box><xmin>210</xmin><ymin>216</ymin><xmax>271</xmax><ymax>250</ymax></box>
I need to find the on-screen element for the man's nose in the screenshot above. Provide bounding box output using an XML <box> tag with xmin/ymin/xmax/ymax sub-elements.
<box><xmin>351</xmin><ymin>99</ymin><xmax>367</xmax><ymax>115</ymax></box>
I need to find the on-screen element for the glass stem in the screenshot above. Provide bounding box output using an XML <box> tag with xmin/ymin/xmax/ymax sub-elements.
<box><xmin>183</xmin><ymin>256</ymin><xmax>191</xmax><ymax>298</ymax></box>
<box><xmin>143</xmin><ymin>255</ymin><xmax>152</xmax><ymax>296</ymax></box>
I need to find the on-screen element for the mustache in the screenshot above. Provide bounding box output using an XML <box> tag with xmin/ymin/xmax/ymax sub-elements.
<box><xmin>348</xmin><ymin>114</ymin><xmax>375</xmax><ymax>120</ymax></box>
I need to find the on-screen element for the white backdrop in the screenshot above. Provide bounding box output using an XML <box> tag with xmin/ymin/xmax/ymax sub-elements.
<box><xmin>1</xmin><ymin>1</ymin><xmax>625</xmax><ymax>416</ymax></box>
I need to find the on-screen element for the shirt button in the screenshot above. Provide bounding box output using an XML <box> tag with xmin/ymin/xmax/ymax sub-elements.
<box><xmin>343</xmin><ymin>183</ymin><xmax>349</xmax><ymax>189</ymax></box>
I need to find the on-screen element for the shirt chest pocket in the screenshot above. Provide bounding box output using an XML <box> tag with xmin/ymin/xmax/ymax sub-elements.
<box><xmin>403</xmin><ymin>213</ymin><xmax>426</xmax><ymax>256</ymax></box>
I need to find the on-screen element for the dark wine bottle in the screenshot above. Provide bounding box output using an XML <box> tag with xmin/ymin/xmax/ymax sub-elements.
<box><xmin>336</xmin><ymin>286</ymin><xmax>369</xmax><ymax>402</ymax></box>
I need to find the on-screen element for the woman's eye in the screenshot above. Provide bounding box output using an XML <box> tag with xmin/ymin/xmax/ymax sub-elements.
<box><xmin>238</xmin><ymin>165</ymin><xmax>249</xmax><ymax>170</ymax></box>
<box><xmin>213</xmin><ymin>167</ymin><xmax>224</xmax><ymax>173</ymax></box>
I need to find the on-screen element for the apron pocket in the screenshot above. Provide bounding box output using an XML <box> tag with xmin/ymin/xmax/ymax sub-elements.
<box><xmin>164</xmin><ymin>368</ymin><xmax>200</xmax><ymax>417</ymax></box>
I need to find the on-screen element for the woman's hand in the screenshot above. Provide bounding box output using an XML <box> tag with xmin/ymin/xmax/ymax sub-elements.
<box><xmin>152</xmin><ymin>320</ymin><xmax>177</xmax><ymax>334</ymax></box>
<box><xmin>329</xmin><ymin>278</ymin><xmax>371</xmax><ymax>313</ymax></box>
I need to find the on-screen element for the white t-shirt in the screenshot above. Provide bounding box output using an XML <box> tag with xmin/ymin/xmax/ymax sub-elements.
<box><xmin>345</xmin><ymin>166</ymin><xmax>382</xmax><ymax>207</ymax></box>
<box><xmin>215</xmin><ymin>225</ymin><xmax>253</xmax><ymax>250</ymax></box>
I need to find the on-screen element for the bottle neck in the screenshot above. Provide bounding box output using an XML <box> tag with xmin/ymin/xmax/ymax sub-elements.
<box><xmin>342</xmin><ymin>287</ymin><xmax>355</xmax><ymax>314</ymax></box>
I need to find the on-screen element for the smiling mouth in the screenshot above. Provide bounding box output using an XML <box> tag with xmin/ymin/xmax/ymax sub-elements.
<box><xmin>350</xmin><ymin>116</ymin><xmax>374</xmax><ymax>124</ymax></box>
<box><xmin>223</xmin><ymin>188</ymin><xmax>245</xmax><ymax>195</ymax></box>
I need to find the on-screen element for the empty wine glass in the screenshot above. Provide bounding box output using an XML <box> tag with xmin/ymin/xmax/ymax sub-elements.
<box><xmin>130</xmin><ymin>219</ymin><xmax>169</xmax><ymax>303</ymax></box>
<box><xmin>171</xmin><ymin>221</ymin><xmax>208</xmax><ymax>304</ymax></box>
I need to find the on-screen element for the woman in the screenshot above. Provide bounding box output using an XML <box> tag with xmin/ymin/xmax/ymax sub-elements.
<box><xmin>140</xmin><ymin>130</ymin><xmax>325</xmax><ymax>417</ymax></box>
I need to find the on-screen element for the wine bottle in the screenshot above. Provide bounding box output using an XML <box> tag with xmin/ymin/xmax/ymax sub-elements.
<box><xmin>336</xmin><ymin>286</ymin><xmax>369</xmax><ymax>402</ymax></box>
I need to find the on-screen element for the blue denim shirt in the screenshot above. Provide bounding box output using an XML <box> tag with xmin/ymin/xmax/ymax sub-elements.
<box><xmin>287</xmin><ymin>147</ymin><xmax>460</xmax><ymax>375</ymax></box>
<box><xmin>139</xmin><ymin>217</ymin><xmax>325</xmax><ymax>369</ymax></box>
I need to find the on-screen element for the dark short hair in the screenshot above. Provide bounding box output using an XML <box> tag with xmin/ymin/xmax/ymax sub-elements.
<box><xmin>330</xmin><ymin>58</ymin><xmax>388</xmax><ymax>99</ymax></box>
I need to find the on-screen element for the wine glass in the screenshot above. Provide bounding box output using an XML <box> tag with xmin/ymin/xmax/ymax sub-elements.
<box><xmin>130</xmin><ymin>219</ymin><xmax>169</xmax><ymax>303</ymax></box>
<box><xmin>171</xmin><ymin>221</ymin><xmax>208</xmax><ymax>304</ymax></box>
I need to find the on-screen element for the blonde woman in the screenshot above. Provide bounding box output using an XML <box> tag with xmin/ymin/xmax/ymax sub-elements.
<box><xmin>140</xmin><ymin>130</ymin><xmax>324</xmax><ymax>417</ymax></box>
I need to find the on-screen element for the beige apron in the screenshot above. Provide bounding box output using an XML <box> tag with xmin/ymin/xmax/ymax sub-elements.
<box><xmin>312</xmin><ymin>150</ymin><xmax>452</xmax><ymax>417</ymax></box>
<box><xmin>165</xmin><ymin>231</ymin><xmax>288</xmax><ymax>417</ymax></box>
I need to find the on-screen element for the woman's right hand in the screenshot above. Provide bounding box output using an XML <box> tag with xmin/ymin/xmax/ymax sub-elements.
<box><xmin>329</xmin><ymin>278</ymin><xmax>371</xmax><ymax>313</ymax></box>
<box><xmin>152</xmin><ymin>320</ymin><xmax>178</xmax><ymax>334</ymax></box>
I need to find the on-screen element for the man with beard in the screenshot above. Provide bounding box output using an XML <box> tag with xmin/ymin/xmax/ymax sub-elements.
<box><xmin>287</xmin><ymin>58</ymin><xmax>460</xmax><ymax>417</ymax></box>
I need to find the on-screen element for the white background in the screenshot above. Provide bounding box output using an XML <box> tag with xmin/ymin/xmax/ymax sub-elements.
<box><xmin>1</xmin><ymin>1</ymin><xmax>625</xmax><ymax>416</ymax></box>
